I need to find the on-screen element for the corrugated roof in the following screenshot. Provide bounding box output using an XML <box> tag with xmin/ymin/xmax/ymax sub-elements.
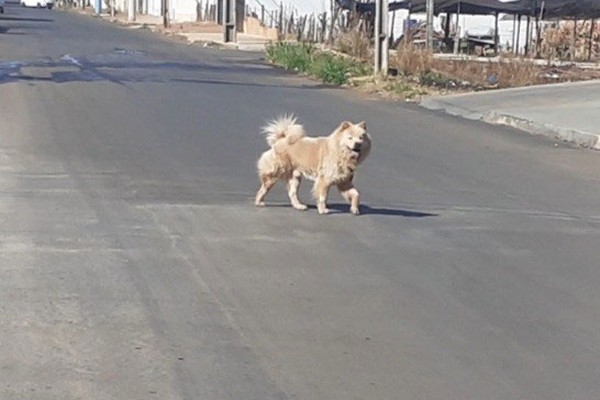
<box><xmin>339</xmin><ymin>0</ymin><xmax>600</xmax><ymax>18</ymax></box>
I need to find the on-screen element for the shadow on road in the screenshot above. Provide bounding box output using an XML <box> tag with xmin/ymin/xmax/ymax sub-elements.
<box><xmin>328</xmin><ymin>204</ymin><xmax>438</xmax><ymax>217</ymax></box>
<box><xmin>263</xmin><ymin>203</ymin><xmax>438</xmax><ymax>218</ymax></box>
<box><xmin>0</xmin><ymin>50</ymin><xmax>328</xmax><ymax>89</ymax></box>
<box><xmin>0</xmin><ymin>16</ymin><xmax>54</xmax><ymax>22</ymax></box>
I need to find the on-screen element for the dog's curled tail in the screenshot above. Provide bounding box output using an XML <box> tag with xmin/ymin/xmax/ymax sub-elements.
<box><xmin>263</xmin><ymin>114</ymin><xmax>305</xmax><ymax>147</ymax></box>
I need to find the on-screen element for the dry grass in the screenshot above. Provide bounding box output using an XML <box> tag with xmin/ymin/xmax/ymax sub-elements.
<box><xmin>335</xmin><ymin>27</ymin><xmax>371</xmax><ymax>61</ymax></box>
<box><xmin>391</xmin><ymin>46</ymin><xmax>558</xmax><ymax>89</ymax></box>
<box><xmin>394</xmin><ymin>43</ymin><xmax>435</xmax><ymax>77</ymax></box>
<box><xmin>430</xmin><ymin>57</ymin><xmax>542</xmax><ymax>88</ymax></box>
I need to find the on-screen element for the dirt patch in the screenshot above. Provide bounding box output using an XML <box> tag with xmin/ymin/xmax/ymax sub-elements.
<box><xmin>154</xmin><ymin>22</ymin><xmax>221</xmax><ymax>34</ymax></box>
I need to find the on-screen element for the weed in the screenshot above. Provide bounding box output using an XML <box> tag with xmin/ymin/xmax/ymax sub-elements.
<box><xmin>266</xmin><ymin>42</ymin><xmax>371</xmax><ymax>85</ymax></box>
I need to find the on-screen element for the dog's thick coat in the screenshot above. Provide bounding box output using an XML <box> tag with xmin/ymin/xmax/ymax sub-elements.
<box><xmin>255</xmin><ymin>115</ymin><xmax>372</xmax><ymax>215</ymax></box>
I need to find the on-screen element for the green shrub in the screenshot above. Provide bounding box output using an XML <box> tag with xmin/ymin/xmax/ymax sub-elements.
<box><xmin>309</xmin><ymin>54</ymin><xmax>350</xmax><ymax>85</ymax></box>
<box><xmin>266</xmin><ymin>42</ymin><xmax>370</xmax><ymax>86</ymax></box>
<box><xmin>266</xmin><ymin>42</ymin><xmax>313</xmax><ymax>72</ymax></box>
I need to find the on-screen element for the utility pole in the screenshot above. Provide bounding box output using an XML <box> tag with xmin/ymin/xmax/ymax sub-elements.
<box><xmin>128</xmin><ymin>0</ymin><xmax>136</xmax><ymax>22</ymax></box>
<box><xmin>374</xmin><ymin>0</ymin><xmax>389</xmax><ymax>76</ymax></box>
<box><xmin>426</xmin><ymin>0</ymin><xmax>434</xmax><ymax>50</ymax></box>
<box><xmin>162</xmin><ymin>0</ymin><xmax>170</xmax><ymax>27</ymax></box>
<box><xmin>223</xmin><ymin>0</ymin><xmax>236</xmax><ymax>42</ymax></box>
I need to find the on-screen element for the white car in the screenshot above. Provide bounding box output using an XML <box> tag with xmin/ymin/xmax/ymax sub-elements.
<box><xmin>20</xmin><ymin>0</ymin><xmax>54</xmax><ymax>8</ymax></box>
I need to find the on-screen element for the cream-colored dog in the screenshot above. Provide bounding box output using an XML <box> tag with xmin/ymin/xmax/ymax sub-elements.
<box><xmin>255</xmin><ymin>115</ymin><xmax>372</xmax><ymax>215</ymax></box>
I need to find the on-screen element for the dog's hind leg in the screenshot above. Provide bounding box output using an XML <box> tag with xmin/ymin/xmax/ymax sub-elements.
<box><xmin>255</xmin><ymin>175</ymin><xmax>277</xmax><ymax>207</ymax></box>
<box><xmin>287</xmin><ymin>170</ymin><xmax>307</xmax><ymax>211</ymax></box>
<box><xmin>337</xmin><ymin>179</ymin><xmax>360</xmax><ymax>215</ymax></box>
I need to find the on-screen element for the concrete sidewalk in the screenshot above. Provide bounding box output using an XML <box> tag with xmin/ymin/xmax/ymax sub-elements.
<box><xmin>420</xmin><ymin>80</ymin><xmax>600</xmax><ymax>150</ymax></box>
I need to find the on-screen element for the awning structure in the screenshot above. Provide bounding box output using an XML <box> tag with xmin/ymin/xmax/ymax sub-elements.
<box><xmin>337</xmin><ymin>0</ymin><xmax>600</xmax><ymax>19</ymax></box>
<box><xmin>407</xmin><ymin>0</ymin><xmax>524</xmax><ymax>15</ymax></box>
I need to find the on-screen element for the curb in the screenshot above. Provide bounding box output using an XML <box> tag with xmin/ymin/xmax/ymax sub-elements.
<box><xmin>420</xmin><ymin>98</ymin><xmax>600</xmax><ymax>150</ymax></box>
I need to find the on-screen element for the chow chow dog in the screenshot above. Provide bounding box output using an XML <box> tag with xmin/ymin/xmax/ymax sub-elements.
<box><xmin>255</xmin><ymin>115</ymin><xmax>372</xmax><ymax>215</ymax></box>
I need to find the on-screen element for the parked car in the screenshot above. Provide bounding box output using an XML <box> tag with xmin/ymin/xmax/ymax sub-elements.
<box><xmin>0</xmin><ymin>0</ymin><xmax>5</xmax><ymax>13</ymax></box>
<box><xmin>20</xmin><ymin>0</ymin><xmax>53</xmax><ymax>8</ymax></box>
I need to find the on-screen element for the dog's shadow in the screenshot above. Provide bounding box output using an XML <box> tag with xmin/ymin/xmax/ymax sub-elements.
<box><xmin>317</xmin><ymin>204</ymin><xmax>438</xmax><ymax>218</ymax></box>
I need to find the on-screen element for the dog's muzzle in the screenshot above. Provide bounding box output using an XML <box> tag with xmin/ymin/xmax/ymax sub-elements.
<box><xmin>349</xmin><ymin>143</ymin><xmax>362</xmax><ymax>157</ymax></box>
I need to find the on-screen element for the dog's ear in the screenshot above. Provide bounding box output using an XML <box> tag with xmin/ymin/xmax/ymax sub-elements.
<box><xmin>339</xmin><ymin>121</ymin><xmax>351</xmax><ymax>130</ymax></box>
<box><xmin>358</xmin><ymin>121</ymin><xmax>367</xmax><ymax>130</ymax></box>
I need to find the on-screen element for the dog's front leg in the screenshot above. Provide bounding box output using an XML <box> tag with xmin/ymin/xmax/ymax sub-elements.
<box><xmin>287</xmin><ymin>171</ymin><xmax>307</xmax><ymax>211</ymax></box>
<box><xmin>337</xmin><ymin>179</ymin><xmax>360</xmax><ymax>215</ymax></box>
<box><xmin>314</xmin><ymin>177</ymin><xmax>331</xmax><ymax>215</ymax></box>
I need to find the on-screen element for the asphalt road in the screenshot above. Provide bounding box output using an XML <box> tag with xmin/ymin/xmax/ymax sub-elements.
<box><xmin>2</xmin><ymin>4</ymin><xmax>600</xmax><ymax>400</ymax></box>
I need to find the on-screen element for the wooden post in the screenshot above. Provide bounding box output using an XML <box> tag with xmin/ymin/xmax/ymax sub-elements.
<box><xmin>278</xmin><ymin>2</ymin><xmax>283</xmax><ymax>39</ymax></box>
<box><xmin>406</xmin><ymin>5</ymin><xmax>412</xmax><ymax>43</ymax></box>
<box><xmin>525</xmin><ymin>15</ymin><xmax>531</xmax><ymax>55</ymax></box>
<box><xmin>328</xmin><ymin>1</ymin><xmax>341</xmax><ymax>45</ymax></box>
<box><xmin>535</xmin><ymin>0</ymin><xmax>545</xmax><ymax>57</ymax></box>
<box><xmin>572</xmin><ymin>17</ymin><xmax>578</xmax><ymax>61</ymax></box>
<box><xmin>589</xmin><ymin>19</ymin><xmax>595</xmax><ymax>61</ymax></box>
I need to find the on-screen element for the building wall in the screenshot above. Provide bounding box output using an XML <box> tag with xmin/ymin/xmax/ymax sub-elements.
<box><xmin>168</xmin><ymin>0</ymin><xmax>197</xmax><ymax>22</ymax></box>
<box><xmin>114</xmin><ymin>0</ymin><xmax>199</xmax><ymax>22</ymax></box>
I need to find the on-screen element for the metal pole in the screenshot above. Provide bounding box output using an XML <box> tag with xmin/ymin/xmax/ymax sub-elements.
<box><xmin>453</xmin><ymin>2</ymin><xmax>461</xmax><ymax>54</ymax></box>
<box><xmin>374</xmin><ymin>0</ymin><xmax>389</xmax><ymax>75</ymax></box>
<box><xmin>516</xmin><ymin>15</ymin><xmax>521</xmax><ymax>54</ymax></box>
<box><xmin>512</xmin><ymin>14</ymin><xmax>517</xmax><ymax>52</ymax></box>
<box><xmin>128</xmin><ymin>0</ymin><xmax>135</xmax><ymax>22</ymax></box>
<box><xmin>375</xmin><ymin>0</ymin><xmax>381</xmax><ymax>73</ymax></box>
<box><xmin>494</xmin><ymin>11</ymin><xmax>499</xmax><ymax>55</ymax></box>
<box><xmin>426</xmin><ymin>0</ymin><xmax>434</xmax><ymax>50</ymax></box>
<box><xmin>382</xmin><ymin>0</ymin><xmax>389</xmax><ymax>75</ymax></box>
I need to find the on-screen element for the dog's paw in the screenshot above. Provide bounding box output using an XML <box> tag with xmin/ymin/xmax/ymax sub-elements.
<box><xmin>318</xmin><ymin>208</ymin><xmax>330</xmax><ymax>215</ymax></box>
<box><xmin>293</xmin><ymin>204</ymin><xmax>308</xmax><ymax>211</ymax></box>
<box><xmin>255</xmin><ymin>201</ymin><xmax>266</xmax><ymax>207</ymax></box>
<box><xmin>350</xmin><ymin>207</ymin><xmax>360</xmax><ymax>215</ymax></box>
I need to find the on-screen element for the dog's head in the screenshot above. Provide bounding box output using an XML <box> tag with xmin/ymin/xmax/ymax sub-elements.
<box><xmin>336</xmin><ymin>120</ymin><xmax>372</xmax><ymax>164</ymax></box>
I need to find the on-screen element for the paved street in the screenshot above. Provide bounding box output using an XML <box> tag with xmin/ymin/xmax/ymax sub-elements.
<box><xmin>2</xmin><ymin>3</ymin><xmax>600</xmax><ymax>400</ymax></box>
